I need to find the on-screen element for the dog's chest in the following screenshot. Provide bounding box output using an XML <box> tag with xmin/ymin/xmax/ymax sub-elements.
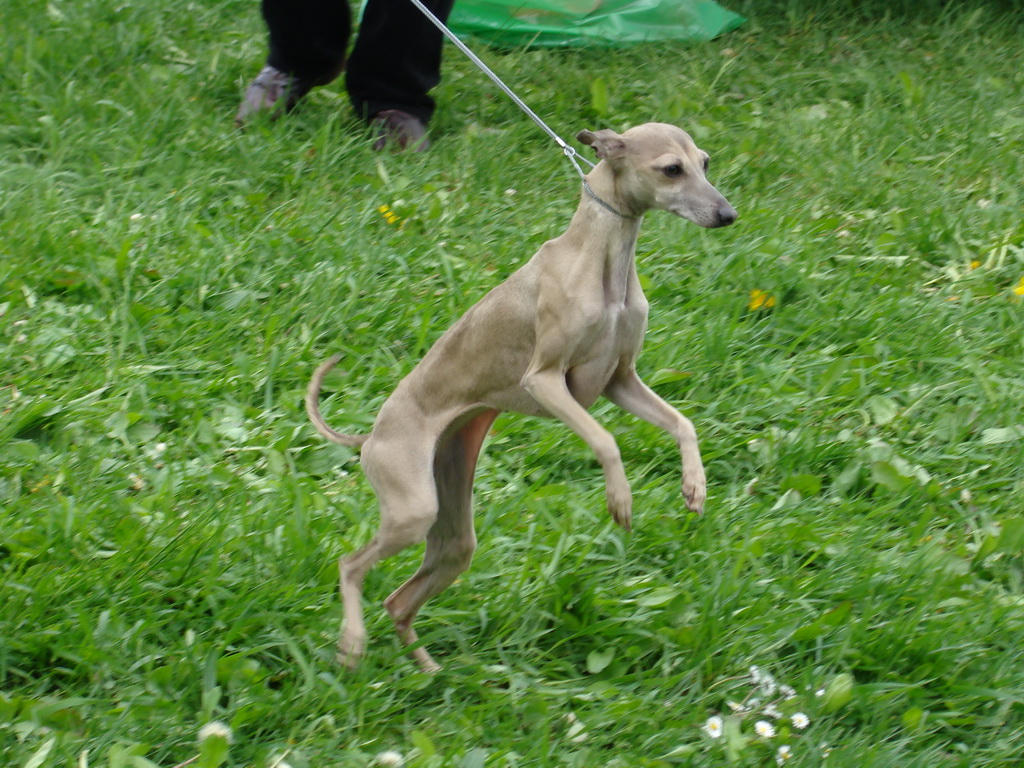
<box><xmin>564</xmin><ymin>300</ymin><xmax>646</xmax><ymax>404</ymax></box>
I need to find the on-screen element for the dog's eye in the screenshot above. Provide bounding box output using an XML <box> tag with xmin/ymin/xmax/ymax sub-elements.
<box><xmin>662</xmin><ymin>163</ymin><xmax>684</xmax><ymax>178</ymax></box>
<box><xmin>703</xmin><ymin>156</ymin><xmax>710</xmax><ymax>172</ymax></box>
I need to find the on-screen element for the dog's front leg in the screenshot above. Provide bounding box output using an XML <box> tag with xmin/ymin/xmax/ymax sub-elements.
<box><xmin>521</xmin><ymin>366</ymin><xmax>633</xmax><ymax>531</ymax></box>
<box><xmin>604</xmin><ymin>367</ymin><xmax>706</xmax><ymax>514</ymax></box>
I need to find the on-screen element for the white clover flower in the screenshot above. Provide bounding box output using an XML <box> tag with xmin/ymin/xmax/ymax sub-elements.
<box><xmin>792</xmin><ymin>712</ymin><xmax>810</xmax><ymax>730</ymax></box>
<box><xmin>749</xmin><ymin>665</ymin><xmax>762</xmax><ymax>682</ymax></box>
<box><xmin>375</xmin><ymin>751</ymin><xmax>404</xmax><ymax>768</ymax></box>
<box><xmin>702</xmin><ymin>716</ymin><xmax>724</xmax><ymax>739</ymax></box>
<box><xmin>197</xmin><ymin>721</ymin><xmax>233</xmax><ymax>744</ymax></box>
<box><xmin>779</xmin><ymin>685</ymin><xmax>797</xmax><ymax>700</ymax></box>
<box><xmin>754</xmin><ymin>720</ymin><xmax>776</xmax><ymax>739</ymax></box>
<box><xmin>776</xmin><ymin>745</ymin><xmax>793</xmax><ymax>764</ymax></box>
<box><xmin>763</xmin><ymin>704</ymin><xmax>782</xmax><ymax>719</ymax></box>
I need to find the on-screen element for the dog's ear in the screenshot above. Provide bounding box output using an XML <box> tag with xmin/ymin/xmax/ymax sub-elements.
<box><xmin>577</xmin><ymin>129</ymin><xmax>627</xmax><ymax>160</ymax></box>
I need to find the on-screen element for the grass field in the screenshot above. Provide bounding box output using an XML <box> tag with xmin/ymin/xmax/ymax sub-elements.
<box><xmin>2</xmin><ymin>0</ymin><xmax>1024</xmax><ymax>766</ymax></box>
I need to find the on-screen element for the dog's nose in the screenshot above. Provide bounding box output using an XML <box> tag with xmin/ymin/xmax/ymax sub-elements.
<box><xmin>716</xmin><ymin>204</ymin><xmax>738</xmax><ymax>227</ymax></box>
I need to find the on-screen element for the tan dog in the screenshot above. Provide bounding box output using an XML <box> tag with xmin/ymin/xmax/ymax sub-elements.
<box><xmin>307</xmin><ymin>122</ymin><xmax>737</xmax><ymax>672</ymax></box>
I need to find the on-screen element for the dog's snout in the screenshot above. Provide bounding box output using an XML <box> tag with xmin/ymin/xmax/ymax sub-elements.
<box><xmin>715</xmin><ymin>203</ymin><xmax>738</xmax><ymax>228</ymax></box>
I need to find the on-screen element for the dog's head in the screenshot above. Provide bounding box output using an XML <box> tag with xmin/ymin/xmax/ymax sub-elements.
<box><xmin>577</xmin><ymin>123</ymin><xmax>737</xmax><ymax>228</ymax></box>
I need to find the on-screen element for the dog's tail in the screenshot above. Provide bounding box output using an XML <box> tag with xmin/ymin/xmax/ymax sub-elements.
<box><xmin>305</xmin><ymin>354</ymin><xmax>370</xmax><ymax>448</ymax></box>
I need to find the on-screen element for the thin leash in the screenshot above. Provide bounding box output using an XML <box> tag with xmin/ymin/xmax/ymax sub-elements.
<box><xmin>406</xmin><ymin>0</ymin><xmax>636</xmax><ymax>219</ymax></box>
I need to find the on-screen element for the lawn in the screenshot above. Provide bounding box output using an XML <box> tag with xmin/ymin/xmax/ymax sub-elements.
<box><xmin>2</xmin><ymin>1</ymin><xmax>1023</xmax><ymax>766</ymax></box>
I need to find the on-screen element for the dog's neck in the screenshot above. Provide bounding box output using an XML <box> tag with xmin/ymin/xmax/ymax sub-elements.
<box><xmin>565</xmin><ymin>186</ymin><xmax>644</xmax><ymax>250</ymax></box>
<box><xmin>568</xmin><ymin>165</ymin><xmax>645</xmax><ymax>240</ymax></box>
<box><xmin>559</xmin><ymin>169</ymin><xmax>646</xmax><ymax>307</ymax></box>
<box><xmin>581</xmin><ymin>162</ymin><xmax>643</xmax><ymax>219</ymax></box>
<box><xmin>582</xmin><ymin>179</ymin><xmax>639</xmax><ymax>220</ymax></box>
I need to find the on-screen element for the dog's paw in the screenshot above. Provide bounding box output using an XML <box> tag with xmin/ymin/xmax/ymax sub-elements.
<box><xmin>415</xmin><ymin>651</ymin><xmax>443</xmax><ymax>675</ymax></box>
<box><xmin>337</xmin><ymin>629</ymin><xmax>367</xmax><ymax>670</ymax></box>
<box><xmin>682</xmin><ymin>468</ymin><xmax>706</xmax><ymax>514</ymax></box>
<box><xmin>607</xmin><ymin>486</ymin><xmax>633</xmax><ymax>531</ymax></box>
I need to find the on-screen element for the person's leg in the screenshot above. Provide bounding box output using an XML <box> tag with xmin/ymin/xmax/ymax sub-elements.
<box><xmin>263</xmin><ymin>0</ymin><xmax>349</xmax><ymax>86</ymax></box>
<box><xmin>236</xmin><ymin>0</ymin><xmax>349</xmax><ymax>125</ymax></box>
<box><xmin>346</xmin><ymin>0</ymin><xmax>456</xmax><ymax>126</ymax></box>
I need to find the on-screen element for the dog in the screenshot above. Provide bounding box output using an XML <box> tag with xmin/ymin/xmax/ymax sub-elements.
<box><xmin>307</xmin><ymin>122</ymin><xmax>737</xmax><ymax>672</ymax></box>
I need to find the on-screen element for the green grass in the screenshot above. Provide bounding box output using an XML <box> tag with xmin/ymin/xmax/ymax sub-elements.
<box><xmin>2</xmin><ymin>1</ymin><xmax>1024</xmax><ymax>766</ymax></box>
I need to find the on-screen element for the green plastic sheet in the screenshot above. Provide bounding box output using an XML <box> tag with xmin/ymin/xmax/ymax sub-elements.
<box><xmin>447</xmin><ymin>0</ymin><xmax>745</xmax><ymax>48</ymax></box>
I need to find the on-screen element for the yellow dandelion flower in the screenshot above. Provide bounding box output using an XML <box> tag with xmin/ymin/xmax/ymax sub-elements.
<box><xmin>1013</xmin><ymin>276</ymin><xmax>1024</xmax><ymax>296</ymax></box>
<box><xmin>969</xmin><ymin>260</ymin><xmax>981</xmax><ymax>270</ymax></box>
<box><xmin>748</xmin><ymin>289</ymin><xmax>776</xmax><ymax>310</ymax></box>
<box><xmin>378</xmin><ymin>204</ymin><xmax>401</xmax><ymax>226</ymax></box>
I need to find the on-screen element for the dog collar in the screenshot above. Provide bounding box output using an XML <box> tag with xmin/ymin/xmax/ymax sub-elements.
<box><xmin>582</xmin><ymin>180</ymin><xmax>640</xmax><ymax>220</ymax></box>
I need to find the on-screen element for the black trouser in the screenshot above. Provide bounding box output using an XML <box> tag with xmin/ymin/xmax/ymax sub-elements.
<box><xmin>261</xmin><ymin>0</ymin><xmax>456</xmax><ymax>124</ymax></box>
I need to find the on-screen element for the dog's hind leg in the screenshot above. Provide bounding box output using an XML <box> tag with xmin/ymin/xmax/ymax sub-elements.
<box><xmin>337</xmin><ymin>435</ymin><xmax>440</xmax><ymax>669</ymax></box>
<box><xmin>383</xmin><ymin>409</ymin><xmax>498</xmax><ymax>673</ymax></box>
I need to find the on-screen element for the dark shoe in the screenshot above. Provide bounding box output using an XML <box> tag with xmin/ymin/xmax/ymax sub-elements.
<box><xmin>370</xmin><ymin>109</ymin><xmax>430</xmax><ymax>152</ymax></box>
<box><xmin>235</xmin><ymin>66</ymin><xmax>310</xmax><ymax>127</ymax></box>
